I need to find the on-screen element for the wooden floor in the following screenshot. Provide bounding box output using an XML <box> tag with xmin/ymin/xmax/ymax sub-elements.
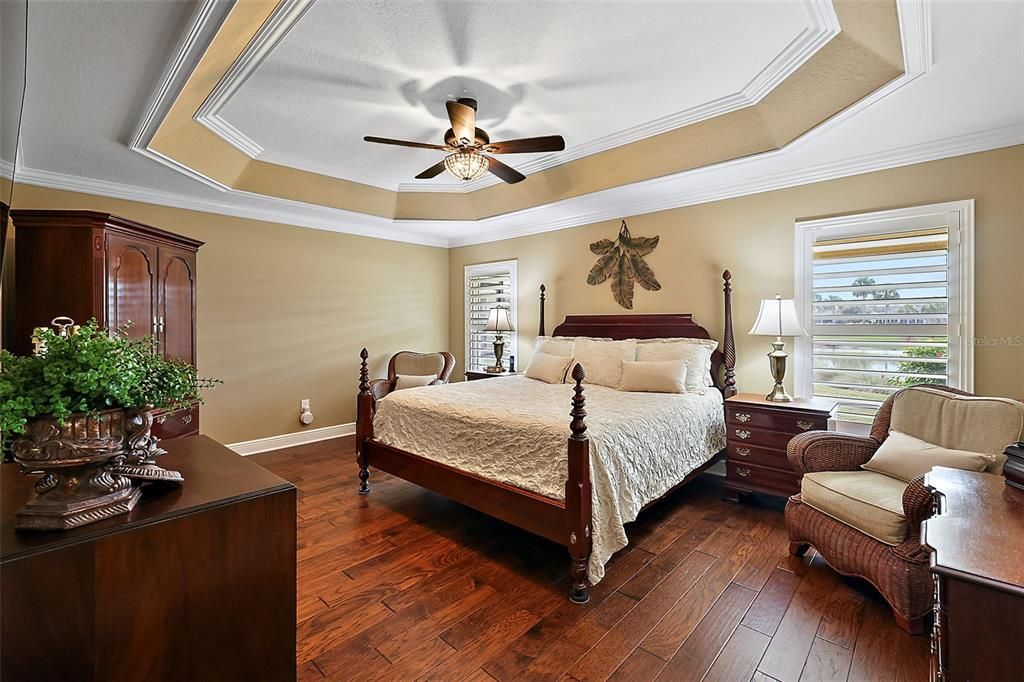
<box><xmin>253</xmin><ymin>436</ymin><xmax>929</xmax><ymax>682</ymax></box>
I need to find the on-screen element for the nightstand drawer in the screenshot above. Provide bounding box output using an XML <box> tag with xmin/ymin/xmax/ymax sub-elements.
<box><xmin>727</xmin><ymin>426</ymin><xmax>799</xmax><ymax>451</ymax></box>
<box><xmin>726</xmin><ymin>461</ymin><xmax>800</xmax><ymax>496</ymax></box>
<box><xmin>727</xmin><ymin>442</ymin><xmax>789</xmax><ymax>469</ymax></box>
<box><xmin>726</xmin><ymin>406</ymin><xmax>827</xmax><ymax>434</ymax></box>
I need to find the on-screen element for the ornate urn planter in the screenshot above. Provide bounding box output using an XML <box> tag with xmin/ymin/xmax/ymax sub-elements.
<box><xmin>10</xmin><ymin>408</ymin><xmax>180</xmax><ymax>530</ymax></box>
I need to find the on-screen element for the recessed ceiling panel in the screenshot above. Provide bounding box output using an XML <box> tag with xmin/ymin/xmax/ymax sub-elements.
<box><xmin>218</xmin><ymin>0</ymin><xmax>815</xmax><ymax>190</ymax></box>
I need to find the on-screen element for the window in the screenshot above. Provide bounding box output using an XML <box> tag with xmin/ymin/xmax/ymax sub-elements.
<box><xmin>794</xmin><ymin>201</ymin><xmax>974</xmax><ymax>428</ymax></box>
<box><xmin>465</xmin><ymin>260</ymin><xmax>518</xmax><ymax>372</ymax></box>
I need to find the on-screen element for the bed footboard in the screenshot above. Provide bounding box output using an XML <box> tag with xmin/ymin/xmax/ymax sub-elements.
<box><xmin>566</xmin><ymin>363</ymin><xmax>593</xmax><ymax>604</ymax></box>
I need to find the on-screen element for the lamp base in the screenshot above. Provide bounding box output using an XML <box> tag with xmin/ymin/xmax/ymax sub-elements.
<box><xmin>765</xmin><ymin>383</ymin><xmax>793</xmax><ymax>402</ymax></box>
<box><xmin>765</xmin><ymin>340</ymin><xmax>793</xmax><ymax>402</ymax></box>
<box><xmin>491</xmin><ymin>335</ymin><xmax>505</xmax><ymax>373</ymax></box>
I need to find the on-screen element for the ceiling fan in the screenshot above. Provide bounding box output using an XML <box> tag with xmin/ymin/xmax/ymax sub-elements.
<box><xmin>363</xmin><ymin>98</ymin><xmax>565</xmax><ymax>184</ymax></box>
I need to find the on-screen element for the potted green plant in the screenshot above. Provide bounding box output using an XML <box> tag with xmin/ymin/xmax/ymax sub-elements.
<box><xmin>0</xmin><ymin>319</ymin><xmax>218</xmax><ymax>530</ymax></box>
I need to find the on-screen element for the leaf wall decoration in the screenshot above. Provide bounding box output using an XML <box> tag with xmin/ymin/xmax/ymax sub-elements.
<box><xmin>587</xmin><ymin>220</ymin><xmax>660</xmax><ymax>309</ymax></box>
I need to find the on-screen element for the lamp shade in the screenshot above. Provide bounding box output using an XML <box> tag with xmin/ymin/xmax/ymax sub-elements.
<box><xmin>749</xmin><ymin>296</ymin><xmax>806</xmax><ymax>337</ymax></box>
<box><xmin>484</xmin><ymin>306</ymin><xmax>515</xmax><ymax>333</ymax></box>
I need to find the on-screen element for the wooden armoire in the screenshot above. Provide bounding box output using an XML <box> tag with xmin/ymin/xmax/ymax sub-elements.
<box><xmin>11</xmin><ymin>210</ymin><xmax>203</xmax><ymax>440</ymax></box>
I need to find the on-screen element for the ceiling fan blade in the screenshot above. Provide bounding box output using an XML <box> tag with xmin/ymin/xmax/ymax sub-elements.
<box><xmin>485</xmin><ymin>155</ymin><xmax>526</xmax><ymax>184</ymax></box>
<box><xmin>364</xmin><ymin>136</ymin><xmax>449</xmax><ymax>151</ymax></box>
<box><xmin>446</xmin><ymin>100</ymin><xmax>477</xmax><ymax>144</ymax></box>
<box><xmin>414</xmin><ymin>160</ymin><xmax>447</xmax><ymax>179</ymax></box>
<box><xmin>486</xmin><ymin>135</ymin><xmax>565</xmax><ymax>154</ymax></box>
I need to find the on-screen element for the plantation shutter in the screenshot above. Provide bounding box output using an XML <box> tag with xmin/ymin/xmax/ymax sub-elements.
<box><xmin>466</xmin><ymin>262</ymin><xmax>517</xmax><ymax>372</ymax></box>
<box><xmin>805</xmin><ymin>217</ymin><xmax>961</xmax><ymax>425</ymax></box>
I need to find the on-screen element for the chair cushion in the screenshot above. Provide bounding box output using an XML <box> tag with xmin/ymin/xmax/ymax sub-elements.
<box><xmin>862</xmin><ymin>429</ymin><xmax>996</xmax><ymax>482</ymax></box>
<box><xmin>394</xmin><ymin>374</ymin><xmax>437</xmax><ymax>390</ymax></box>
<box><xmin>617</xmin><ymin>359</ymin><xmax>687</xmax><ymax>393</ymax></box>
<box><xmin>801</xmin><ymin>471</ymin><xmax>908</xmax><ymax>545</ymax></box>
<box><xmin>890</xmin><ymin>387</ymin><xmax>1024</xmax><ymax>460</ymax></box>
<box><xmin>393</xmin><ymin>352</ymin><xmax>445</xmax><ymax>377</ymax></box>
<box><xmin>525</xmin><ymin>352</ymin><xmax>573</xmax><ymax>384</ymax></box>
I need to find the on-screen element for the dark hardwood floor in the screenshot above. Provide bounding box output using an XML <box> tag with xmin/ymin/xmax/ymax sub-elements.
<box><xmin>252</xmin><ymin>436</ymin><xmax>929</xmax><ymax>682</ymax></box>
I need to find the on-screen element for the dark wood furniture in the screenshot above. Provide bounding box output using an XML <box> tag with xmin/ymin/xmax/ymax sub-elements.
<box><xmin>723</xmin><ymin>393</ymin><xmax>837</xmax><ymax>501</ymax></box>
<box><xmin>923</xmin><ymin>467</ymin><xmax>1024</xmax><ymax>682</ymax></box>
<box><xmin>465</xmin><ymin>369</ymin><xmax>518</xmax><ymax>381</ymax></box>
<box><xmin>1004</xmin><ymin>441</ymin><xmax>1024</xmax><ymax>490</ymax></box>
<box><xmin>10</xmin><ymin>210</ymin><xmax>203</xmax><ymax>439</ymax></box>
<box><xmin>1</xmin><ymin>435</ymin><xmax>297</xmax><ymax>682</ymax></box>
<box><xmin>356</xmin><ymin>271</ymin><xmax>737</xmax><ymax>603</ymax></box>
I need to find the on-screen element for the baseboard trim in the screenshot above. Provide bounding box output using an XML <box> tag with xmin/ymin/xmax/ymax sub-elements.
<box><xmin>228</xmin><ymin>422</ymin><xmax>355</xmax><ymax>456</ymax></box>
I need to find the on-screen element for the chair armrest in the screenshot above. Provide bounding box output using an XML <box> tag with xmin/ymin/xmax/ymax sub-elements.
<box><xmin>901</xmin><ymin>475</ymin><xmax>934</xmax><ymax>542</ymax></box>
<box><xmin>368</xmin><ymin>378</ymin><xmax>393</xmax><ymax>402</ymax></box>
<box><xmin>787</xmin><ymin>431</ymin><xmax>881</xmax><ymax>474</ymax></box>
<box><xmin>427</xmin><ymin>379</ymin><xmax>446</xmax><ymax>386</ymax></box>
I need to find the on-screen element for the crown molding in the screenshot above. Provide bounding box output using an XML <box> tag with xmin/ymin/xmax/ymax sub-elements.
<box><xmin>193</xmin><ymin>0</ymin><xmax>315</xmax><ymax>156</ymax></box>
<box><xmin>13</xmin><ymin>126</ymin><xmax>1020</xmax><ymax>250</ymax></box>
<box><xmin>128</xmin><ymin>0</ymin><xmax>234</xmax><ymax>192</ymax></box>
<box><xmin>195</xmin><ymin>0</ymin><xmax>839</xmax><ymax>193</ymax></box>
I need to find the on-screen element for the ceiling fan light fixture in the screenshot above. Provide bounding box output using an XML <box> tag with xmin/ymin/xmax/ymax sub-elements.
<box><xmin>443</xmin><ymin>150</ymin><xmax>488</xmax><ymax>181</ymax></box>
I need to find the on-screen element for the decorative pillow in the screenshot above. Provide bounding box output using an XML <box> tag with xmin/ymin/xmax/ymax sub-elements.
<box><xmin>535</xmin><ymin>335</ymin><xmax>575</xmax><ymax>357</ymax></box>
<box><xmin>617</xmin><ymin>360</ymin><xmax>688</xmax><ymax>394</ymax></box>
<box><xmin>862</xmin><ymin>430</ymin><xmax>997</xmax><ymax>482</ymax></box>
<box><xmin>525</xmin><ymin>352</ymin><xmax>574</xmax><ymax>384</ymax></box>
<box><xmin>635</xmin><ymin>338</ymin><xmax>718</xmax><ymax>392</ymax></box>
<box><xmin>571</xmin><ymin>338</ymin><xmax>637</xmax><ymax>388</ymax></box>
<box><xmin>394</xmin><ymin>374</ymin><xmax>437</xmax><ymax>390</ymax></box>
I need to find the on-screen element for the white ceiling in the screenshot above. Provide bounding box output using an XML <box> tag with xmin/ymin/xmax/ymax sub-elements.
<box><xmin>218</xmin><ymin>0</ymin><xmax>814</xmax><ymax>190</ymax></box>
<box><xmin>6</xmin><ymin>1</ymin><xmax>1024</xmax><ymax>247</ymax></box>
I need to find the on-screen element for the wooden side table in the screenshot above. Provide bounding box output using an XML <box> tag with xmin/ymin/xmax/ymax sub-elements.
<box><xmin>465</xmin><ymin>370</ymin><xmax>518</xmax><ymax>381</ymax></box>
<box><xmin>1</xmin><ymin>435</ymin><xmax>297</xmax><ymax>681</ymax></box>
<box><xmin>722</xmin><ymin>393</ymin><xmax>837</xmax><ymax>501</ymax></box>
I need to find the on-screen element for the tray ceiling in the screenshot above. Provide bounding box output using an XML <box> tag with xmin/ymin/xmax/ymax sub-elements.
<box><xmin>215</xmin><ymin>0</ymin><xmax>821</xmax><ymax>191</ymax></box>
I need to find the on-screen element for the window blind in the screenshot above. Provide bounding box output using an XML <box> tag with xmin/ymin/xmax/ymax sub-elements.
<box><xmin>466</xmin><ymin>263</ymin><xmax>517</xmax><ymax>372</ymax></box>
<box><xmin>809</xmin><ymin>226</ymin><xmax>951</xmax><ymax>424</ymax></box>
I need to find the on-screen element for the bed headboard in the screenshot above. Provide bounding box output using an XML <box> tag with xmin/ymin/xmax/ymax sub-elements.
<box><xmin>540</xmin><ymin>271</ymin><xmax>737</xmax><ymax>397</ymax></box>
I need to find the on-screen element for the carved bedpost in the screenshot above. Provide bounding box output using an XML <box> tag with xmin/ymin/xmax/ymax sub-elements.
<box><xmin>539</xmin><ymin>284</ymin><xmax>546</xmax><ymax>337</ymax></box>
<box><xmin>356</xmin><ymin>348</ymin><xmax>373</xmax><ymax>494</ymax></box>
<box><xmin>565</xmin><ymin>363</ymin><xmax>592</xmax><ymax>604</ymax></box>
<box><xmin>722</xmin><ymin>270</ymin><xmax>737</xmax><ymax>397</ymax></box>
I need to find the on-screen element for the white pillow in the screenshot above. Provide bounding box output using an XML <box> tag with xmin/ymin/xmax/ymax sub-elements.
<box><xmin>571</xmin><ymin>338</ymin><xmax>637</xmax><ymax>388</ymax></box>
<box><xmin>636</xmin><ymin>338</ymin><xmax>718</xmax><ymax>392</ymax></box>
<box><xmin>535</xmin><ymin>335</ymin><xmax>575</xmax><ymax>357</ymax></box>
<box><xmin>862</xmin><ymin>430</ymin><xmax>996</xmax><ymax>482</ymax></box>
<box><xmin>525</xmin><ymin>352</ymin><xmax>574</xmax><ymax>384</ymax></box>
<box><xmin>394</xmin><ymin>374</ymin><xmax>437</xmax><ymax>390</ymax></box>
<box><xmin>618</xmin><ymin>360</ymin><xmax>687</xmax><ymax>394</ymax></box>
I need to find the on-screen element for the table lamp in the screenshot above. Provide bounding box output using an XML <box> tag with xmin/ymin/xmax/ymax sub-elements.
<box><xmin>484</xmin><ymin>306</ymin><xmax>515</xmax><ymax>373</ymax></box>
<box><xmin>749</xmin><ymin>294</ymin><xmax>807</xmax><ymax>402</ymax></box>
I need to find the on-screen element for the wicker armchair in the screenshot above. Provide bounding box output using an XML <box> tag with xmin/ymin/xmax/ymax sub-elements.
<box><xmin>785</xmin><ymin>385</ymin><xmax>1024</xmax><ymax>634</ymax></box>
<box><xmin>367</xmin><ymin>351</ymin><xmax>455</xmax><ymax>403</ymax></box>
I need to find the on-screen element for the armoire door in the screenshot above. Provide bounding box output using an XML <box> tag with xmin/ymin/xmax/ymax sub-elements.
<box><xmin>157</xmin><ymin>246</ymin><xmax>197</xmax><ymax>364</ymax></box>
<box><xmin>106</xmin><ymin>234</ymin><xmax>157</xmax><ymax>338</ymax></box>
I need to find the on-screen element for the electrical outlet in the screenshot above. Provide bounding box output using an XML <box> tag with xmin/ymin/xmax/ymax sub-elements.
<box><xmin>300</xmin><ymin>399</ymin><xmax>310</xmax><ymax>411</ymax></box>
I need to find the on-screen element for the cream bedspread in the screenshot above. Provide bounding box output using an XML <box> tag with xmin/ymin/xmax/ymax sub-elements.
<box><xmin>373</xmin><ymin>376</ymin><xmax>726</xmax><ymax>583</ymax></box>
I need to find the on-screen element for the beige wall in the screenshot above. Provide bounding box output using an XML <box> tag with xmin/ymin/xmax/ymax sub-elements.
<box><xmin>449</xmin><ymin>146</ymin><xmax>1024</xmax><ymax>403</ymax></box>
<box><xmin>8</xmin><ymin>184</ymin><xmax>449</xmax><ymax>444</ymax></box>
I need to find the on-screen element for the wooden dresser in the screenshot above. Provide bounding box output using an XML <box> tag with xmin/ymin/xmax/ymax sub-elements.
<box><xmin>923</xmin><ymin>467</ymin><xmax>1024</xmax><ymax>682</ymax></box>
<box><xmin>723</xmin><ymin>393</ymin><xmax>837</xmax><ymax>501</ymax></box>
<box><xmin>10</xmin><ymin>210</ymin><xmax>202</xmax><ymax>439</ymax></box>
<box><xmin>1</xmin><ymin>436</ymin><xmax>297</xmax><ymax>682</ymax></box>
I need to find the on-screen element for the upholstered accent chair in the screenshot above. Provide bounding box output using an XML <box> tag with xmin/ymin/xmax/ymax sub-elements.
<box><xmin>367</xmin><ymin>351</ymin><xmax>455</xmax><ymax>403</ymax></box>
<box><xmin>785</xmin><ymin>385</ymin><xmax>1024</xmax><ymax>634</ymax></box>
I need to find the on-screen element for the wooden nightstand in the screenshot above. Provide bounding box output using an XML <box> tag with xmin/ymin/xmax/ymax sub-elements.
<box><xmin>722</xmin><ymin>393</ymin><xmax>837</xmax><ymax>502</ymax></box>
<box><xmin>465</xmin><ymin>370</ymin><xmax>518</xmax><ymax>381</ymax></box>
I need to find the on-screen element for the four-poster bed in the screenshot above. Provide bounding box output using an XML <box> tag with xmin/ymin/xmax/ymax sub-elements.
<box><xmin>355</xmin><ymin>270</ymin><xmax>737</xmax><ymax>603</ymax></box>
